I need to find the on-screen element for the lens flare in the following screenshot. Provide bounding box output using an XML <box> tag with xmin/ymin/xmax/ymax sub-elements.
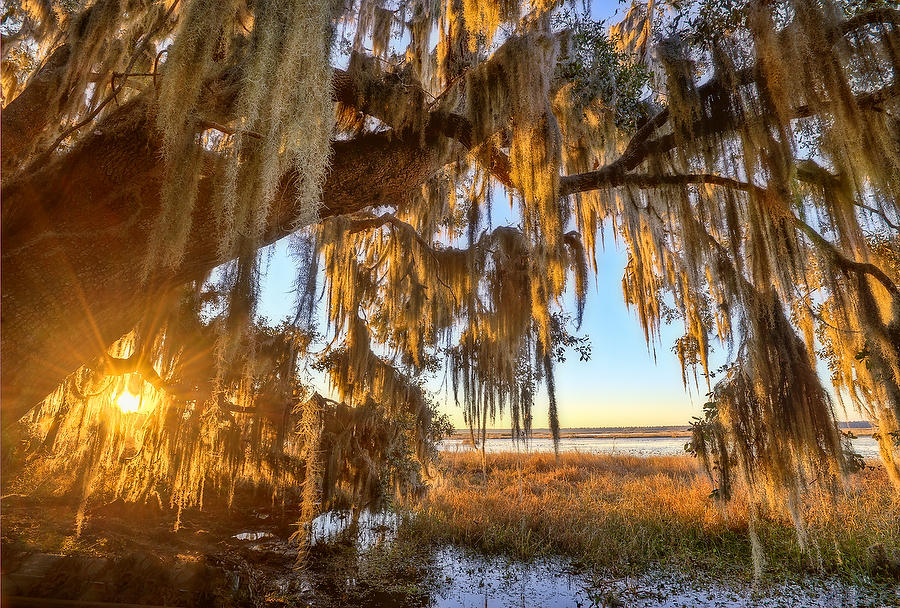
<box><xmin>115</xmin><ymin>389</ymin><xmax>141</xmax><ymax>414</ymax></box>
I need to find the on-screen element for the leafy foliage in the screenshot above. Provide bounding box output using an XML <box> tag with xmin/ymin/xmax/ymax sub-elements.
<box><xmin>2</xmin><ymin>0</ymin><xmax>900</xmax><ymax>568</ymax></box>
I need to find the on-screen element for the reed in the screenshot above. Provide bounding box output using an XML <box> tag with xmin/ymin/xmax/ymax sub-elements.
<box><xmin>407</xmin><ymin>451</ymin><xmax>900</xmax><ymax>580</ymax></box>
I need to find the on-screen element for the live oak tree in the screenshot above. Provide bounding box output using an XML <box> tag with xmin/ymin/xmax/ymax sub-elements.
<box><xmin>2</xmin><ymin>0</ymin><xmax>899</xmax><ymax>555</ymax></box>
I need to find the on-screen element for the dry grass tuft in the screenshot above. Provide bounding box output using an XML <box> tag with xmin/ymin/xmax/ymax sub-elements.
<box><xmin>409</xmin><ymin>451</ymin><xmax>900</xmax><ymax>579</ymax></box>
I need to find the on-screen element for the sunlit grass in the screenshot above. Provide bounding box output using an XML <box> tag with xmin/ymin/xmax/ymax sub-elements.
<box><xmin>407</xmin><ymin>451</ymin><xmax>900</xmax><ymax>580</ymax></box>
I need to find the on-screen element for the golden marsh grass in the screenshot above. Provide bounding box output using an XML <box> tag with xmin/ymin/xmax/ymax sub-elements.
<box><xmin>408</xmin><ymin>451</ymin><xmax>900</xmax><ymax>579</ymax></box>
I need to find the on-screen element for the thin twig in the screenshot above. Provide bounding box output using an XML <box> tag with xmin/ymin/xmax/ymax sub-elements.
<box><xmin>37</xmin><ymin>0</ymin><xmax>181</xmax><ymax>159</ymax></box>
<box><xmin>196</xmin><ymin>118</ymin><xmax>263</xmax><ymax>139</ymax></box>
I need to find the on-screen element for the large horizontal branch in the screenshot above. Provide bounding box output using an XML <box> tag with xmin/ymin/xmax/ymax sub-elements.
<box><xmin>2</xmin><ymin>6</ymin><xmax>897</xmax><ymax>426</ymax></box>
<box><xmin>561</xmin><ymin>73</ymin><xmax>899</xmax><ymax>197</ymax></box>
<box><xmin>1</xmin><ymin>45</ymin><xmax>71</xmax><ymax>174</ymax></box>
<box><xmin>0</xmin><ymin>37</ymin><xmax>519</xmax><ymax>427</ymax></box>
<box><xmin>573</xmin><ymin>169</ymin><xmax>900</xmax><ymax>297</ymax></box>
<box><xmin>1</xmin><ymin>40</ymin><xmax>497</xmax><ymax>424</ymax></box>
<box><xmin>0</xmin><ymin>93</ymin><xmax>449</xmax><ymax>425</ymax></box>
<box><xmin>579</xmin><ymin>7</ymin><xmax>900</xmax><ymax>186</ymax></box>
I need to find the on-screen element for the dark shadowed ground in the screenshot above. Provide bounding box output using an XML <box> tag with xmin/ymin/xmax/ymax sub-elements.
<box><xmin>2</xmin><ymin>454</ymin><xmax>899</xmax><ymax>607</ymax></box>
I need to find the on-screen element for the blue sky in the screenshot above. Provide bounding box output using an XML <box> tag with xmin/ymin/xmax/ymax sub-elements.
<box><xmin>252</xmin><ymin>0</ymin><xmax>863</xmax><ymax>431</ymax></box>
<box><xmin>249</xmin><ymin>0</ymin><xmax>707</xmax><ymax>430</ymax></box>
<box><xmin>255</xmin><ymin>228</ymin><xmax>711</xmax><ymax>430</ymax></box>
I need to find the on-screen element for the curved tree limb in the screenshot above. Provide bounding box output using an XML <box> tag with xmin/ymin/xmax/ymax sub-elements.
<box><xmin>2</xmin><ymin>6</ymin><xmax>898</xmax><ymax>427</ymax></box>
<box><xmin>0</xmin><ymin>99</ymin><xmax>448</xmax><ymax>425</ymax></box>
<box><xmin>566</xmin><ymin>169</ymin><xmax>900</xmax><ymax>297</ymax></box>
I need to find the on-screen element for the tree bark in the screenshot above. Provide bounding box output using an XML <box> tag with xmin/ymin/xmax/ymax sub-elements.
<box><xmin>1</xmin><ymin>45</ymin><xmax>71</xmax><ymax>175</ymax></box>
<box><xmin>7</xmin><ymin>6</ymin><xmax>895</xmax><ymax>426</ymax></box>
<box><xmin>1</xmin><ymin>93</ymin><xmax>445</xmax><ymax>426</ymax></box>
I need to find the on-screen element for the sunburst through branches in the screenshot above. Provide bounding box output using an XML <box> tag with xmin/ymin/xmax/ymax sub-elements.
<box><xmin>2</xmin><ymin>0</ymin><xmax>899</xmax><ymax>567</ymax></box>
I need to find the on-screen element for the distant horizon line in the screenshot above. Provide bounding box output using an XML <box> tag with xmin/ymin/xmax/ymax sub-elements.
<box><xmin>458</xmin><ymin>421</ymin><xmax>874</xmax><ymax>432</ymax></box>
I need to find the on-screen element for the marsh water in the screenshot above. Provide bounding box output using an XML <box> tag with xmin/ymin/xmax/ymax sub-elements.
<box><xmin>286</xmin><ymin>511</ymin><xmax>900</xmax><ymax>608</ymax></box>
<box><xmin>282</xmin><ymin>437</ymin><xmax>894</xmax><ymax>607</ymax></box>
<box><xmin>417</xmin><ymin>548</ymin><xmax>894</xmax><ymax>608</ymax></box>
<box><xmin>439</xmin><ymin>435</ymin><xmax>882</xmax><ymax>458</ymax></box>
<box><xmin>288</xmin><ymin>509</ymin><xmax>897</xmax><ymax>608</ymax></box>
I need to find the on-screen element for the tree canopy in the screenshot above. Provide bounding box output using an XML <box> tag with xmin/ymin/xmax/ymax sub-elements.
<box><xmin>2</xmin><ymin>0</ymin><xmax>899</xmax><ymax>547</ymax></box>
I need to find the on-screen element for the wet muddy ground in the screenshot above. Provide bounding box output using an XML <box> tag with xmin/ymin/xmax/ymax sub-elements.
<box><xmin>2</xmin><ymin>500</ymin><xmax>898</xmax><ymax>607</ymax></box>
<box><xmin>297</xmin><ymin>511</ymin><xmax>900</xmax><ymax>608</ymax></box>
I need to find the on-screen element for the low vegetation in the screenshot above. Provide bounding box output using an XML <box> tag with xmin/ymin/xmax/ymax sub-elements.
<box><xmin>4</xmin><ymin>450</ymin><xmax>898</xmax><ymax>605</ymax></box>
<box><xmin>407</xmin><ymin>451</ymin><xmax>900</xmax><ymax>581</ymax></box>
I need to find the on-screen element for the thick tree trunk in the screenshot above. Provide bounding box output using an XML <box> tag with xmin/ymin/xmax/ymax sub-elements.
<box><xmin>1</xmin><ymin>94</ymin><xmax>444</xmax><ymax>426</ymax></box>
<box><xmin>1</xmin><ymin>46</ymin><xmax>71</xmax><ymax>175</ymax></box>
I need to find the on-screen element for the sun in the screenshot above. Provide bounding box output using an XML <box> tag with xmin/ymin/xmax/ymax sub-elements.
<box><xmin>115</xmin><ymin>389</ymin><xmax>142</xmax><ymax>414</ymax></box>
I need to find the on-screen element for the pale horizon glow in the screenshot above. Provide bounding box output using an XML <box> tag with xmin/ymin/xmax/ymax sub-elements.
<box><xmin>250</xmin><ymin>0</ymin><xmax>868</xmax><ymax>430</ymax></box>
<box><xmin>256</xmin><ymin>226</ymin><xmax>869</xmax><ymax>430</ymax></box>
<box><xmin>255</xmin><ymin>235</ymin><xmax>720</xmax><ymax>429</ymax></box>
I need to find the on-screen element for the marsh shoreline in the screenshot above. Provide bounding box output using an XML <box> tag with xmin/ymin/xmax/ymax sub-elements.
<box><xmin>2</xmin><ymin>452</ymin><xmax>897</xmax><ymax>607</ymax></box>
<box><xmin>450</xmin><ymin>424</ymin><xmax>876</xmax><ymax>440</ymax></box>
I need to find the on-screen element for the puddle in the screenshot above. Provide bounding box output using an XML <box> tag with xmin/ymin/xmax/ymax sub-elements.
<box><xmin>309</xmin><ymin>509</ymin><xmax>399</xmax><ymax>551</ymax></box>
<box><xmin>260</xmin><ymin>511</ymin><xmax>899</xmax><ymax>607</ymax></box>
<box><xmin>423</xmin><ymin>546</ymin><xmax>898</xmax><ymax>607</ymax></box>
<box><xmin>233</xmin><ymin>531</ymin><xmax>273</xmax><ymax>541</ymax></box>
<box><xmin>429</xmin><ymin>546</ymin><xmax>593</xmax><ymax>607</ymax></box>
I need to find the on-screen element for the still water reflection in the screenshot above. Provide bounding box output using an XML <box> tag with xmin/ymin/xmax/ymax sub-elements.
<box><xmin>439</xmin><ymin>435</ymin><xmax>882</xmax><ymax>458</ymax></box>
<box><xmin>295</xmin><ymin>509</ymin><xmax>894</xmax><ymax>608</ymax></box>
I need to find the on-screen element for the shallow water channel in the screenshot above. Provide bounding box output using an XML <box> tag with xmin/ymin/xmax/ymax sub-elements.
<box><xmin>231</xmin><ymin>510</ymin><xmax>900</xmax><ymax>608</ymax></box>
<box><xmin>439</xmin><ymin>435</ymin><xmax>883</xmax><ymax>459</ymax></box>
